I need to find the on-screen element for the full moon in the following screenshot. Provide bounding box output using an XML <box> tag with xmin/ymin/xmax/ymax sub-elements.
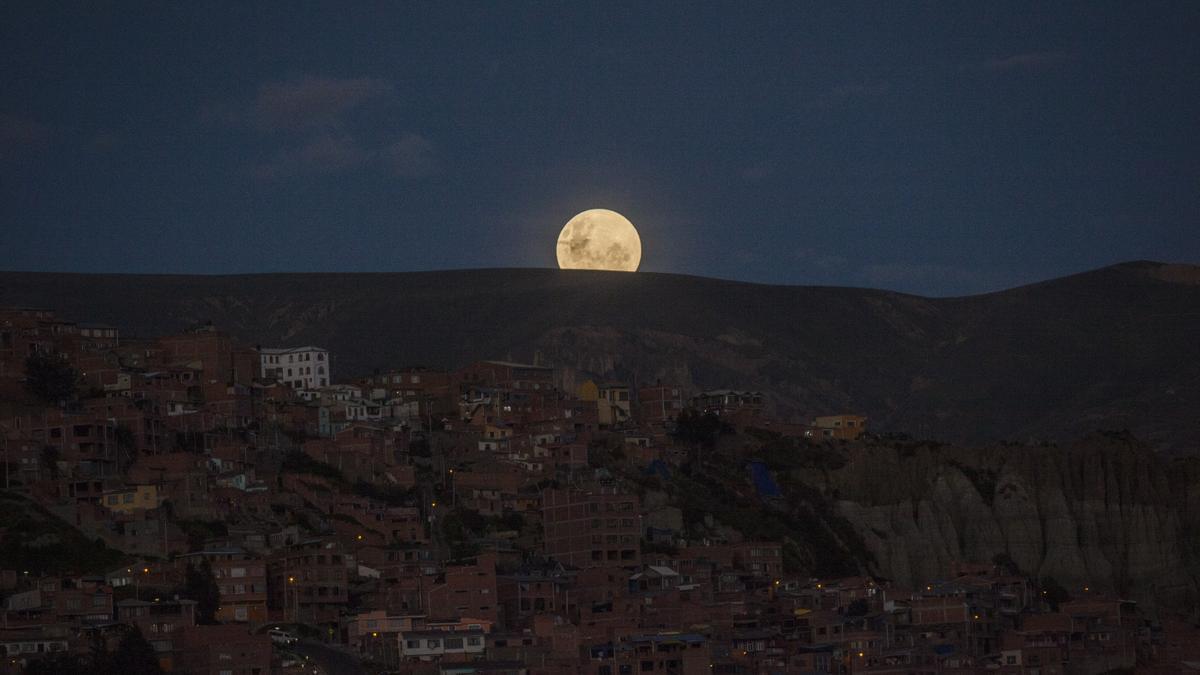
<box><xmin>556</xmin><ymin>209</ymin><xmax>642</xmax><ymax>272</ymax></box>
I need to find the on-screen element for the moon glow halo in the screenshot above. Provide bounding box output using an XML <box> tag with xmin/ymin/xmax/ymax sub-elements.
<box><xmin>556</xmin><ymin>209</ymin><xmax>642</xmax><ymax>272</ymax></box>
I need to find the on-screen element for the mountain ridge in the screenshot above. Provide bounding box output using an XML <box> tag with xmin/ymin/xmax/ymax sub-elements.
<box><xmin>2</xmin><ymin>261</ymin><xmax>1197</xmax><ymax>451</ymax></box>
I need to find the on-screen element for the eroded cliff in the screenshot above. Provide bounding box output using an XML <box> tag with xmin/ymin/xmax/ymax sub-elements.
<box><xmin>794</xmin><ymin>434</ymin><xmax>1200</xmax><ymax>608</ymax></box>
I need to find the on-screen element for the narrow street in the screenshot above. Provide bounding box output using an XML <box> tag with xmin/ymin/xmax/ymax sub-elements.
<box><xmin>291</xmin><ymin>639</ymin><xmax>367</xmax><ymax>675</ymax></box>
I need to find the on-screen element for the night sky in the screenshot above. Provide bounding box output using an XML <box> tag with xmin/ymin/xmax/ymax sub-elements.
<box><xmin>2</xmin><ymin>2</ymin><xmax>1197</xmax><ymax>296</ymax></box>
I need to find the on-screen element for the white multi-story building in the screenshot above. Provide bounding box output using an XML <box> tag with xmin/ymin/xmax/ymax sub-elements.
<box><xmin>260</xmin><ymin>346</ymin><xmax>329</xmax><ymax>389</ymax></box>
<box><xmin>399</xmin><ymin>630</ymin><xmax>485</xmax><ymax>660</ymax></box>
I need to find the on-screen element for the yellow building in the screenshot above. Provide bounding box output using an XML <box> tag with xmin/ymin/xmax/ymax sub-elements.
<box><xmin>102</xmin><ymin>484</ymin><xmax>161</xmax><ymax>512</ymax></box>
<box><xmin>578</xmin><ymin>379</ymin><xmax>631</xmax><ymax>427</ymax></box>
<box><xmin>813</xmin><ymin>414</ymin><xmax>867</xmax><ymax>441</ymax></box>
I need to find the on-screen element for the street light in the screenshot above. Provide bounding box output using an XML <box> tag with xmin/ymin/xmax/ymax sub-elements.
<box><xmin>288</xmin><ymin>576</ymin><xmax>297</xmax><ymax>623</ymax></box>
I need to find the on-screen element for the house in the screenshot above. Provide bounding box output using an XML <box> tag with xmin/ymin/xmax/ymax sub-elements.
<box><xmin>101</xmin><ymin>484</ymin><xmax>161</xmax><ymax>513</ymax></box>
<box><xmin>637</xmin><ymin>384</ymin><xmax>685</xmax><ymax>424</ymax></box>
<box><xmin>542</xmin><ymin>486</ymin><xmax>641</xmax><ymax>569</ymax></box>
<box><xmin>259</xmin><ymin>345</ymin><xmax>330</xmax><ymax>389</ymax></box>
<box><xmin>177</xmin><ymin>549</ymin><xmax>268</xmax><ymax>623</ymax></box>
<box><xmin>428</xmin><ymin>553</ymin><xmax>500</xmax><ymax>625</ymax></box>
<box><xmin>629</xmin><ymin>565</ymin><xmax>681</xmax><ymax>593</ymax></box>
<box><xmin>267</xmin><ymin>538</ymin><xmax>350</xmax><ymax>624</ymax></box>
<box><xmin>399</xmin><ymin>629</ymin><xmax>487</xmax><ymax>660</ymax></box>
<box><xmin>578</xmin><ymin>380</ymin><xmax>632</xmax><ymax>427</ymax></box>
<box><xmin>691</xmin><ymin>390</ymin><xmax>764</xmax><ymax>417</ymax></box>
<box><xmin>175</xmin><ymin>624</ymin><xmax>271</xmax><ymax>675</ymax></box>
<box><xmin>813</xmin><ymin>414</ymin><xmax>867</xmax><ymax>440</ymax></box>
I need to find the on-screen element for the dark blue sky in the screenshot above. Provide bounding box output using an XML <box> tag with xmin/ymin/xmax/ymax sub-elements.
<box><xmin>2</xmin><ymin>2</ymin><xmax>1197</xmax><ymax>295</ymax></box>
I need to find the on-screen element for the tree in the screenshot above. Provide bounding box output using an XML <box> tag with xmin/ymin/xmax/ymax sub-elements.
<box><xmin>112</xmin><ymin>625</ymin><xmax>163</xmax><ymax>674</ymax></box>
<box><xmin>25</xmin><ymin>628</ymin><xmax>162</xmax><ymax>675</ymax></box>
<box><xmin>114</xmin><ymin>425</ymin><xmax>137</xmax><ymax>471</ymax></box>
<box><xmin>23</xmin><ymin>353</ymin><xmax>80</xmax><ymax>405</ymax></box>
<box><xmin>183</xmin><ymin>559</ymin><xmax>221</xmax><ymax>624</ymax></box>
<box><xmin>845</xmin><ymin>598</ymin><xmax>870</xmax><ymax>616</ymax></box>
<box><xmin>672</xmin><ymin>409</ymin><xmax>727</xmax><ymax>448</ymax></box>
<box><xmin>39</xmin><ymin>445</ymin><xmax>60</xmax><ymax>481</ymax></box>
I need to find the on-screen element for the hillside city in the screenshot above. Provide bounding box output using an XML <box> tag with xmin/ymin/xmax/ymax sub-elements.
<box><xmin>2</xmin><ymin>305</ymin><xmax>1199</xmax><ymax>675</ymax></box>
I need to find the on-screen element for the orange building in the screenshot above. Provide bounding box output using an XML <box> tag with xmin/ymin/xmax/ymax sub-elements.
<box><xmin>813</xmin><ymin>414</ymin><xmax>867</xmax><ymax>440</ymax></box>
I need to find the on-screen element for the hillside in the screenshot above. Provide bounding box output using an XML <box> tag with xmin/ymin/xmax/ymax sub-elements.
<box><xmin>1</xmin><ymin>261</ymin><xmax>1197</xmax><ymax>451</ymax></box>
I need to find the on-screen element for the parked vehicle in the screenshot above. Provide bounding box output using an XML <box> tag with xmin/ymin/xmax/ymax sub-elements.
<box><xmin>268</xmin><ymin>628</ymin><xmax>298</xmax><ymax>646</ymax></box>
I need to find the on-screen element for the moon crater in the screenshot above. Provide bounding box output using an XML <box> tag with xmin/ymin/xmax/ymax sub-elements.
<box><xmin>556</xmin><ymin>209</ymin><xmax>642</xmax><ymax>272</ymax></box>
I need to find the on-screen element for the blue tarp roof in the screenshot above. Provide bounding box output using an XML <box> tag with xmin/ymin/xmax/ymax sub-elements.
<box><xmin>933</xmin><ymin>644</ymin><xmax>957</xmax><ymax>655</ymax></box>
<box><xmin>748</xmin><ymin>461</ymin><xmax>781</xmax><ymax>497</ymax></box>
<box><xmin>645</xmin><ymin>459</ymin><xmax>671</xmax><ymax>480</ymax></box>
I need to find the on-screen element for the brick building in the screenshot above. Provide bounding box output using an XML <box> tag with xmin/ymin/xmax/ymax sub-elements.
<box><xmin>428</xmin><ymin>552</ymin><xmax>500</xmax><ymax>625</ymax></box>
<box><xmin>542</xmin><ymin>486</ymin><xmax>641</xmax><ymax>569</ymax></box>
<box><xmin>268</xmin><ymin>538</ymin><xmax>349</xmax><ymax>624</ymax></box>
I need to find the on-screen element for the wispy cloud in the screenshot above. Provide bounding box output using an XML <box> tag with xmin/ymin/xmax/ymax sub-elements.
<box><xmin>205</xmin><ymin>76</ymin><xmax>395</xmax><ymax>132</ymax></box>
<box><xmin>978</xmin><ymin>51</ymin><xmax>1078</xmax><ymax>73</ymax></box>
<box><xmin>249</xmin><ymin>132</ymin><xmax>442</xmax><ymax>181</ymax></box>
<box><xmin>249</xmin><ymin>134</ymin><xmax>371</xmax><ymax>180</ymax></box>
<box><xmin>206</xmin><ymin>76</ymin><xmax>439</xmax><ymax>181</ymax></box>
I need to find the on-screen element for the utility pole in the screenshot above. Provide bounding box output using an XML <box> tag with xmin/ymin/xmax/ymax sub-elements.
<box><xmin>1</xmin><ymin>423</ymin><xmax>9</xmax><ymax>490</ymax></box>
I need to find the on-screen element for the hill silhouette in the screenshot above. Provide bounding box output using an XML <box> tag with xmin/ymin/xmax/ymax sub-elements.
<box><xmin>1</xmin><ymin>261</ymin><xmax>1197</xmax><ymax>450</ymax></box>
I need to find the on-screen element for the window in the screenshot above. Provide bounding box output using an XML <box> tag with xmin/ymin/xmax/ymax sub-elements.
<box><xmin>467</xmin><ymin>636</ymin><xmax>481</xmax><ymax>646</ymax></box>
<box><xmin>427</xmin><ymin>639</ymin><xmax>440</xmax><ymax>649</ymax></box>
<box><xmin>445</xmin><ymin>638</ymin><xmax>463</xmax><ymax>649</ymax></box>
